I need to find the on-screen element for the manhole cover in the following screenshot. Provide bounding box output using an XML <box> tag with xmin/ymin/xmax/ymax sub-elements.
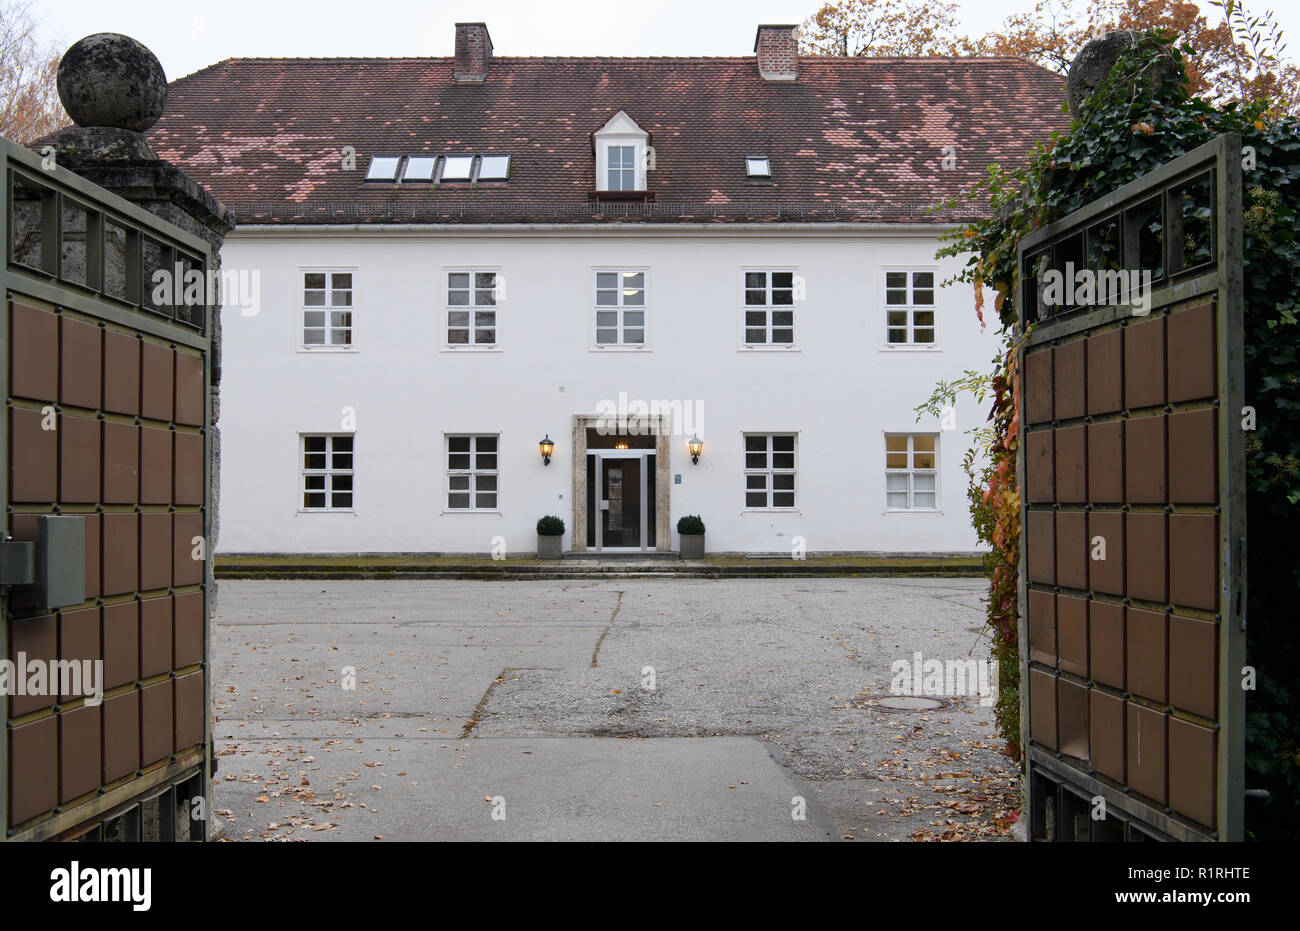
<box><xmin>874</xmin><ymin>696</ymin><xmax>947</xmax><ymax>711</ymax></box>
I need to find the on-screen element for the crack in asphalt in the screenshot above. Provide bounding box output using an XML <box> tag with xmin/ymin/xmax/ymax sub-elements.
<box><xmin>590</xmin><ymin>591</ymin><xmax>624</xmax><ymax>668</ymax></box>
<box><xmin>460</xmin><ymin>668</ymin><xmax>513</xmax><ymax>739</ymax></box>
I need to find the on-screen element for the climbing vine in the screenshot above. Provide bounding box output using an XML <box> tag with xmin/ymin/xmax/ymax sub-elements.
<box><xmin>923</xmin><ymin>30</ymin><xmax>1300</xmax><ymax>836</ymax></box>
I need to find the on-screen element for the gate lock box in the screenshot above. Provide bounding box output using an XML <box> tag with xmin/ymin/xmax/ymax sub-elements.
<box><xmin>0</xmin><ymin>515</ymin><xmax>86</xmax><ymax>610</ymax></box>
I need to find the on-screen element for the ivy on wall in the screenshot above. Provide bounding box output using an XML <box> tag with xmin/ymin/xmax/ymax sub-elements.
<box><xmin>926</xmin><ymin>31</ymin><xmax>1300</xmax><ymax>837</ymax></box>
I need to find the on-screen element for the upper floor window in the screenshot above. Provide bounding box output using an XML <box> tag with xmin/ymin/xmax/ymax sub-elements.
<box><xmin>594</xmin><ymin>110</ymin><xmax>649</xmax><ymax>192</ymax></box>
<box><xmin>447</xmin><ymin>270</ymin><xmax>498</xmax><ymax>347</ymax></box>
<box><xmin>303</xmin><ymin>271</ymin><xmax>353</xmax><ymax>348</ymax></box>
<box><xmin>594</xmin><ymin>270</ymin><xmax>646</xmax><ymax>347</ymax></box>
<box><xmin>745</xmin><ymin>156</ymin><xmax>771</xmax><ymax>179</ymax></box>
<box><xmin>885</xmin><ymin>434</ymin><xmax>937</xmax><ymax>510</ymax></box>
<box><xmin>885</xmin><ymin>270</ymin><xmax>936</xmax><ymax>345</ymax></box>
<box><xmin>743</xmin><ymin>270</ymin><xmax>796</xmax><ymax>347</ymax></box>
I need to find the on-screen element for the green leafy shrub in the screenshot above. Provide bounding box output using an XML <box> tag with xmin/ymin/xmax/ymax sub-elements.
<box><xmin>536</xmin><ymin>515</ymin><xmax>565</xmax><ymax>536</ymax></box>
<box><xmin>932</xmin><ymin>31</ymin><xmax>1300</xmax><ymax>837</ymax></box>
<box><xmin>676</xmin><ymin>514</ymin><xmax>705</xmax><ymax>535</ymax></box>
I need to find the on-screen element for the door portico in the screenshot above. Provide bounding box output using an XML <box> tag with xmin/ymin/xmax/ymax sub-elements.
<box><xmin>571</xmin><ymin>414</ymin><xmax>672</xmax><ymax>552</ymax></box>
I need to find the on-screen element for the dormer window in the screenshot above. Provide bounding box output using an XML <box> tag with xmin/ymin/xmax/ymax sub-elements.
<box><xmin>746</xmin><ymin>156</ymin><xmax>771</xmax><ymax>179</ymax></box>
<box><xmin>607</xmin><ymin>146</ymin><xmax>637</xmax><ymax>191</ymax></box>
<box><xmin>365</xmin><ymin>156</ymin><xmax>401</xmax><ymax>181</ymax></box>
<box><xmin>593</xmin><ymin>110</ymin><xmax>649</xmax><ymax>193</ymax></box>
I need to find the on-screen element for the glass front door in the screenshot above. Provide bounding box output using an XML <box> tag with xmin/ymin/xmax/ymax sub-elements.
<box><xmin>601</xmin><ymin>457</ymin><xmax>640</xmax><ymax>548</ymax></box>
<box><xmin>587</xmin><ymin>451</ymin><xmax>651</xmax><ymax>551</ymax></box>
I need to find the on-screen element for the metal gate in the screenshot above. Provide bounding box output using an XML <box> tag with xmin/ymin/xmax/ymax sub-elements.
<box><xmin>0</xmin><ymin>135</ymin><xmax>212</xmax><ymax>841</ymax></box>
<box><xmin>1016</xmin><ymin>134</ymin><xmax>1245</xmax><ymax>841</ymax></box>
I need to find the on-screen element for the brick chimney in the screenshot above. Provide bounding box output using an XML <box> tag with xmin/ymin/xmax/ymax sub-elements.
<box><xmin>754</xmin><ymin>25</ymin><xmax>798</xmax><ymax>81</ymax></box>
<box><xmin>454</xmin><ymin>23</ymin><xmax>492</xmax><ymax>83</ymax></box>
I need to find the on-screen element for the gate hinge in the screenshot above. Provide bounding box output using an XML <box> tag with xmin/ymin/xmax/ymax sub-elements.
<box><xmin>0</xmin><ymin>537</ymin><xmax>36</xmax><ymax>586</ymax></box>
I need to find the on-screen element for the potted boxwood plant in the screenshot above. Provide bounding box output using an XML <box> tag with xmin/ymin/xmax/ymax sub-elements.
<box><xmin>536</xmin><ymin>515</ymin><xmax>565</xmax><ymax>558</ymax></box>
<box><xmin>677</xmin><ymin>514</ymin><xmax>705</xmax><ymax>558</ymax></box>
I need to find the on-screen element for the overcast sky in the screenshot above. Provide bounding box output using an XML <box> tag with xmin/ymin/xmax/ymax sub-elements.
<box><xmin>28</xmin><ymin>0</ymin><xmax>1298</xmax><ymax>81</ymax></box>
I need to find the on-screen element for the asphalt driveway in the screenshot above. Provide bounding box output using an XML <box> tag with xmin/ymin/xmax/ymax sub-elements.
<box><xmin>211</xmin><ymin>578</ymin><xmax>1016</xmax><ymax>841</ymax></box>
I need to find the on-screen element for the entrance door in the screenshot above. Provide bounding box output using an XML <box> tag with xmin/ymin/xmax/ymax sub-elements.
<box><xmin>587</xmin><ymin>451</ymin><xmax>654</xmax><ymax>551</ymax></box>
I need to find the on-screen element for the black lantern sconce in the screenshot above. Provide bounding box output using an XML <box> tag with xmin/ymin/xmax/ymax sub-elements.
<box><xmin>539</xmin><ymin>435</ymin><xmax>554</xmax><ymax>466</ymax></box>
<box><xmin>688</xmin><ymin>434</ymin><xmax>703</xmax><ymax>464</ymax></box>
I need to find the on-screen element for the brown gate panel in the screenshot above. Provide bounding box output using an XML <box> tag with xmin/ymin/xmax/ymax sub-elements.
<box><xmin>1017</xmin><ymin>135</ymin><xmax>1245</xmax><ymax>841</ymax></box>
<box><xmin>1</xmin><ymin>136</ymin><xmax>213</xmax><ymax>841</ymax></box>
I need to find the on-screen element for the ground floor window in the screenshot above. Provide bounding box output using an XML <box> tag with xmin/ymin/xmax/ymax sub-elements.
<box><xmin>302</xmin><ymin>434</ymin><xmax>354</xmax><ymax>509</ymax></box>
<box><xmin>447</xmin><ymin>434</ymin><xmax>499</xmax><ymax>510</ymax></box>
<box><xmin>744</xmin><ymin>433</ymin><xmax>796</xmax><ymax>509</ymax></box>
<box><xmin>885</xmin><ymin>434</ymin><xmax>937</xmax><ymax>509</ymax></box>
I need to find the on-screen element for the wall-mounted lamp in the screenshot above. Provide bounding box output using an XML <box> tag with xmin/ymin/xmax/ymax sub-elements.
<box><xmin>539</xmin><ymin>434</ymin><xmax>554</xmax><ymax>466</ymax></box>
<box><xmin>688</xmin><ymin>434</ymin><xmax>703</xmax><ymax>464</ymax></box>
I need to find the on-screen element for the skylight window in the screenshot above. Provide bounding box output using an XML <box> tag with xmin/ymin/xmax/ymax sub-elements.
<box><xmin>365</xmin><ymin>156</ymin><xmax>401</xmax><ymax>181</ymax></box>
<box><xmin>478</xmin><ymin>155</ymin><xmax>510</xmax><ymax>181</ymax></box>
<box><xmin>746</xmin><ymin>156</ymin><xmax>772</xmax><ymax>179</ymax></box>
<box><xmin>441</xmin><ymin>156</ymin><xmax>474</xmax><ymax>181</ymax></box>
<box><xmin>404</xmin><ymin>156</ymin><xmax>437</xmax><ymax>182</ymax></box>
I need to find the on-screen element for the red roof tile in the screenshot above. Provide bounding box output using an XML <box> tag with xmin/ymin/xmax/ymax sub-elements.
<box><xmin>147</xmin><ymin>55</ymin><xmax>1068</xmax><ymax>224</ymax></box>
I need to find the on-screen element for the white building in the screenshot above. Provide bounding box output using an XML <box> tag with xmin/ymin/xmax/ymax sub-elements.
<box><xmin>149</xmin><ymin>23</ymin><xmax>1066</xmax><ymax>555</ymax></box>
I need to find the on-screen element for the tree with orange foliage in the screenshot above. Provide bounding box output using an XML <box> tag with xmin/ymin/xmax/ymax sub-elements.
<box><xmin>802</xmin><ymin>0</ymin><xmax>1298</xmax><ymax>117</ymax></box>
<box><xmin>958</xmin><ymin>0</ymin><xmax>1298</xmax><ymax>115</ymax></box>
<box><xmin>0</xmin><ymin>0</ymin><xmax>65</xmax><ymax>145</ymax></box>
<box><xmin>800</xmin><ymin>0</ymin><xmax>962</xmax><ymax>57</ymax></box>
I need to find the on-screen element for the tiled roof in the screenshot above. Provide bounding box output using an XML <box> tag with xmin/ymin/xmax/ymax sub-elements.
<box><xmin>146</xmin><ymin>55</ymin><xmax>1068</xmax><ymax>225</ymax></box>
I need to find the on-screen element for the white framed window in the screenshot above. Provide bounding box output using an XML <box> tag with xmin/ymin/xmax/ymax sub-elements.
<box><xmin>744</xmin><ymin>433</ymin><xmax>797</xmax><ymax>509</ymax></box>
<box><xmin>607</xmin><ymin>145</ymin><xmax>636</xmax><ymax>191</ymax></box>
<box><xmin>745</xmin><ymin>156</ymin><xmax>771</xmax><ymax>178</ymax></box>
<box><xmin>301</xmin><ymin>434</ymin><xmax>354</xmax><ymax>510</ymax></box>
<box><xmin>742</xmin><ymin>269</ymin><xmax>796</xmax><ymax>347</ymax></box>
<box><xmin>446</xmin><ymin>435</ymin><xmax>499</xmax><ymax>510</ymax></box>
<box><xmin>884</xmin><ymin>270</ymin><xmax>937</xmax><ymax>345</ymax></box>
<box><xmin>593</xmin><ymin>270</ymin><xmax>647</xmax><ymax>347</ymax></box>
<box><xmin>885</xmin><ymin>434</ymin><xmax>938</xmax><ymax>510</ymax></box>
<box><xmin>594</xmin><ymin>110</ymin><xmax>649</xmax><ymax>192</ymax></box>
<box><xmin>446</xmin><ymin>270</ymin><xmax>498</xmax><ymax>346</ymax></box>
<box><xmin>302</xmin><ymin>271</ymin><xmax>353</xmax><ymax>348</ymax></box>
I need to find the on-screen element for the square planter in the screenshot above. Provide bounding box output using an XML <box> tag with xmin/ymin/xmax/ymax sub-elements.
<box><xmin>537</xmin><ymin>534</ymin><xmax>563</xmax><ymax>558</ymax></box>
<box><xmin>679</xmin><ymin>533</ymin><xmax>705</xmax><ymax>559</ymax></box>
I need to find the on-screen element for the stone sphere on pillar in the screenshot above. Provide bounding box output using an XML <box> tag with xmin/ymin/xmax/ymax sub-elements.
<box><xmin>57</xmin><ymin>33</ymin><xmax>168</xmax><ymax>132</ymax></box>
<box><xmin>1067</xmin><ymin>30</ymin><xmax>1181</xmax><ymax>117</ymax></box>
